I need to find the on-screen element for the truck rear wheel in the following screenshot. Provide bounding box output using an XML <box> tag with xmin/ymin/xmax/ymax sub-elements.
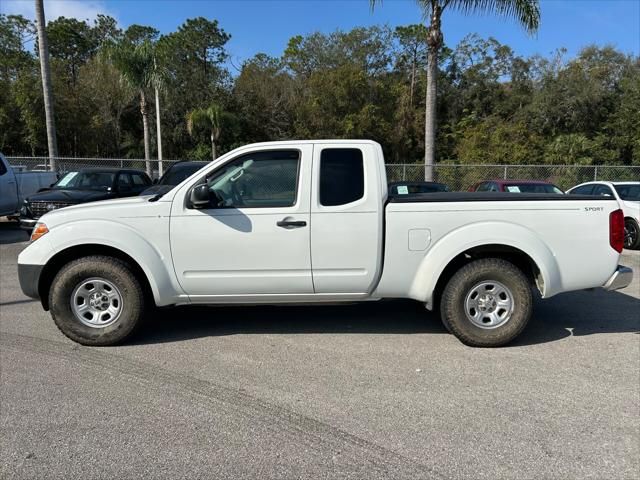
<box><xmin>440</xmin><ymin>258</ymin><xmax>532</xmax><ymax>347</ymax></box>
<box><xmin>49</xmin><ymin>255</ymin><xmax>145</xmax><ymax>346</ymax></box>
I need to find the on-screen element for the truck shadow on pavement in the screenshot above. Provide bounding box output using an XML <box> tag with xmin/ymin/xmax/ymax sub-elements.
<box><xmin>136</xmin><ymin>289</ymin><xmax>639</xmax><ymax>347</ymax></box>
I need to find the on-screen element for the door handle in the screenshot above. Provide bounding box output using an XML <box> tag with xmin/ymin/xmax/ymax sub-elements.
<box><xmin>277</xmin><ymin>218</ymin><xmax>307</xmax><ymax>228</ymax></box>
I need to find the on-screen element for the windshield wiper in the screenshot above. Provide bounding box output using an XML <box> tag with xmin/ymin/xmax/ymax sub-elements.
<box><xmin>148</xmin><ymin>192</ymin><xmax>164</xmax><ymax>202</ymax></box>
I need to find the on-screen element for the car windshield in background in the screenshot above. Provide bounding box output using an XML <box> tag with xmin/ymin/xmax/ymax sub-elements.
<box><xmin>504</xmin><ymin>183</ymin><xmax>563</xmax><ymax>194</ymax></box>
<box><xmin>614</xmin><ymin>184</ymin><xmax>640</xmax><ymax>202</ymax></box>
<box><xmin>54</xmin><ymin>171</ymin><xmax>115</xmax><ymax>191</ymax></box>
<box><xmin>160</xmin><ymin>164</ymin><xmax>205</xmax><ymax>185</ymax></box>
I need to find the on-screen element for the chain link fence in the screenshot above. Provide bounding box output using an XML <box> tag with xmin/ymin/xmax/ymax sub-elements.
<box><xmin>6</xmin><ymin>156</ymin><xmax>181</xmax><ymax>179</ymax></box>
<box><xmin>6</xmin><ymin>157</ymin><xmax>640</xmax><ymax>190</ymax></box>
<box><xmin>386</xmin><ymin>164</ymin><xmax>640</xmax><ymax>191</ymax></box>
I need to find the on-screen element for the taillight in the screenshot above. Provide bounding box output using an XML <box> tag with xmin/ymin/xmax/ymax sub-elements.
<box><xmin>609</xmin><ymin>209</ymin><xmax>624</xmax><ymax>253</ymax></box>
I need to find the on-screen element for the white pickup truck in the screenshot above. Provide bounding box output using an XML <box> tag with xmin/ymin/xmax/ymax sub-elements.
<box><xmin>17</xmin><ymin>141</ymin><xmax>633</xmax><ymax>347</ymax></box>
<box><xmin>0</xmin><ymin>154</ymin><xmax>58</xmax><ymax>218</ymax></box>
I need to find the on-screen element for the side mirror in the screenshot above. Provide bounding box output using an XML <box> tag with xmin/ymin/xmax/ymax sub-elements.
<box><xmin>189</xmin><ymin>183</ymin><xmax>210</xmax><ymax>208</ymax></box>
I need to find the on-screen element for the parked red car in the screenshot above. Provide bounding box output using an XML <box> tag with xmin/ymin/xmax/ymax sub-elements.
<box><xmin>469</xmin><ymin>179</ymin><xmax>564</xmax><ymax>194</ymax></box>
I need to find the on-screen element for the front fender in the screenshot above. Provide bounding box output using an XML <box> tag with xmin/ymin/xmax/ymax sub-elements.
<box><xmin>19</xmin><ymin>219</ymin><xmax>185</xmax><ymax>307</ymax></box>
<box><xmin>409</xmin><ymin>221</ymin><xmax>562</xmax><ymax>308</ymax></box>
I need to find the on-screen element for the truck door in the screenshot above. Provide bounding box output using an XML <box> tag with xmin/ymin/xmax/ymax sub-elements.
<box><xmin>170</xmin><ymin>145</ymin><xmax>314</xmax><ymax>298</ymax></box>
<box><xmin>0</xmin><ymin>157</ymin><xmax>19</xmax><ymax>216</ymax></box>
<box><xmin>310</xmin><ymin>143</ymin><xmax>384</xmax><ymax>294</ymax></box>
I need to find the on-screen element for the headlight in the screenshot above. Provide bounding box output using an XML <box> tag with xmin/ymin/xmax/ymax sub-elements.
<box><xmin>31</xmin><ymin>223</ymin><xmax>49</xmax><ymax>242</ymax></box>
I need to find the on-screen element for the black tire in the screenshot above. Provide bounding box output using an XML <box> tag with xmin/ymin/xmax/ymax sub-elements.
<box><xmin>440</xmin><ymin>258</ymin><xmax>532</xmax><ymax>347</ymax></box>
<box><xmin>624</xmin><ymin>218</ymin><xmax>640</xmax><ymax>250</ymax></box>
<box><xmin>49</xmin><ymin>255</ymin><xmax>145</xmax><ymax>346</ymax></box>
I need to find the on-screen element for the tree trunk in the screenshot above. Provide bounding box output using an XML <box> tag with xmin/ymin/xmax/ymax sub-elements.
<box><xmin>140</xmin><ymin>90</ymin><xmax>151</xmax><ymax>176</ymax></box>
<box><xmin>35</xmin><ymin>0</ymin><xmax>58</xmax><ymax>170</ymax></box>
<box><xmin>410</xmin><ymin>44</ymin><xmax>418</xmax><ymax>108</ymax></box>
<box><xmin>210</xmin><ymin>132</ymin><xmax>217</xmax><ymax>161</ymax></box>
<box><xmin>155</xmin><ymin>87</ymin><xmax>163</xmax><ymax>176</ymax></box>
<box><xmin>424</xmin><ymin>48</ymin><xmax>437</xmax><ymax>181</ymax></box>
<box><xmin>424</xmin><ymin>4</ymin><xmax>443</xmax><ymax>182</ymax></box>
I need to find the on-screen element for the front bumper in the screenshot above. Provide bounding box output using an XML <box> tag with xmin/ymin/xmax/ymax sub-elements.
<box><xmin>19</xmin><ymin>217</ymin><xmax>37</xmax><ymax>231</ymax></box>
<box><xmin>18</xmin><ymin>263</ymin><xmax>44</xmax><ymax>300</ymax></box>
<box><xmin>603</xmin><ymin>265</ymin><xmax>633</xmax><ymax>291</ymax></box>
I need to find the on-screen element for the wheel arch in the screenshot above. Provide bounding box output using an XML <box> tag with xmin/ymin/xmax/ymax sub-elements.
<box><xmin>430</xmin><ymin>244</ymin><xmax>542</xmax><ymax>311</ymax></box>
<box><xmin>408</xmin><ymin>221</ymin><xmax>563</xmax><ymax>309</ymax></box>
<box><xmin>39</xmin><ymin>244</ymin><xmax>156</xmax><ymax>310</ymax></box>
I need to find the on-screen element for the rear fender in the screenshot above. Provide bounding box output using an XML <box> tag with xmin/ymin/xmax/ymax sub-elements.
<box><xmin>409</xmin><ymin>221</ymin><xmax>562</xmax><ymax>308</ymax></box>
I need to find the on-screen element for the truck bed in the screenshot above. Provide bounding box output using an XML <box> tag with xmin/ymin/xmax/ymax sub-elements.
<box><xmin>388</xmin><ymin>192</ymin><xmax>611</xmax><ymax>203</ymax></box>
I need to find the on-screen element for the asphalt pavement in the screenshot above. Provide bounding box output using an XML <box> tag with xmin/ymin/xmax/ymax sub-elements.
<box><xmin>1</xmin><ymin>220</ymin><xmax>638</xmax><ymax>479</ymax></box>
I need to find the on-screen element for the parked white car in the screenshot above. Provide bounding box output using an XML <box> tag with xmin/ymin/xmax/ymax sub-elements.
<box><xmin>17</xmin><ymin>141</ymin><xmax>633</xmax><ymax>347</ymax></box>
<box><xmin>567</xmin><ymin>181</ymin><xmax>640</xmax><ymax>250</ymax></box>
<box><xmin>0</xmin><ymin>154</ymin><xmax>58</xmax><ymax>218</ymax></box>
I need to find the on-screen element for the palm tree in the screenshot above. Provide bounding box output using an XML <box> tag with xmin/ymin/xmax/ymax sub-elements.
<box><xmin>186</xmin><ymin>105</ymin><xmax>224</xmax><ymax>161</ymax></box>
<box><xmin>107</xmin><ymin>40</ymin><xmax>163</xmax><ymax>176</ymax></box>
<box><xmin>371</xmin><ymin>0</ymin><xmax>540</xmax><ymax>180</ymax></box>
<box><xmin>153</xmin><ymin>56</ymin><xmax>164</xmax><ymax>176</ymax></box>
<box><xmin>35</xmin><ymin>0</ymin><xmax>58</xmax><ymax>170</ymax></box>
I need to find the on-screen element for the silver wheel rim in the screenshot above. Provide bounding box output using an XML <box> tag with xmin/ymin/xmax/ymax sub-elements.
<box><xmin>71</xmin><ymin>277</ymin><xmax>123</xmax><ymax>328</ymax></box>
<box><xmin>464</xmin><ymin>280</ymin><xmax>514</xmax><ymax>329</ymax></box>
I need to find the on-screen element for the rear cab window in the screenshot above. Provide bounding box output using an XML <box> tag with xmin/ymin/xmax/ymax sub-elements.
<box><xmin>319</xmin><ymin>148</ymin><xmax>364</xmax><ymax>206</ymax></box>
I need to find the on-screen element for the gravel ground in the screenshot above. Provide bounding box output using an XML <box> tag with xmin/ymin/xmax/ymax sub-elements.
<box><xmin>1</xmin><ymin>220</ymin><xmax>638</xmax><ymax>479</ymax></box>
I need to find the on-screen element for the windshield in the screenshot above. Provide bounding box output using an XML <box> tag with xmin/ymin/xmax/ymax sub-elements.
<box><xmin>54</xmin><ymin>171</ymin><xmax>115</xmax><ymax>191</ymax></box>
<box><xmin>504</xmin><ymin>183</ymin><xmax>563</xmax><ymax>194</ymax></box>
<box><xmin>614</xmin><ymin>184</ymin><xmax>640</xmax><ymax>202</ymax></box>
<box><xmin>159</xmin><ymin>164</ymin><xmax>205</xmax><ymax>186</ymax></box>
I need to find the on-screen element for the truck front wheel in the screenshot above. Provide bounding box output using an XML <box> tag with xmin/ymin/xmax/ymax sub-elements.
<box><xmin>440</xmin><ymin>258</ymin><xmax>532</xmax><ymax>347</ymax></box>
<box><xmin>49</xmin><ymin>255</ymin><xmax>145</xmax><ymax>346</ymax></box>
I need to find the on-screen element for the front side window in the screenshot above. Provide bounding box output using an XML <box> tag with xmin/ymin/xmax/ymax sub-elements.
<box><xmin>117</xmin><ymin>173</ymin><xmax>132</xmax><ymax>190</ymax></box>
<box><xmin>593</xmin><ymin>185</ymin><xmax>614</xmax><ymax>197</ymax></box>
<box><xmin>131</xmin><ymin>173</ymin><xmax>150</xmax><ymax>186</ymax></box>
<box><xmin>319</xmin><ymin>148</ymin><xmax>364</xmax><ymax>206</ymax></box>
<box><xmin>206</xmin><ymin>150</ymin><xmax>300</xmax><ymax>208</ymax></box>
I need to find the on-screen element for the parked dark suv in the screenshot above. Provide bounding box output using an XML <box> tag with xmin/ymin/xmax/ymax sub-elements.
<box><xmin>140</xmin><ymin>161</ymin><xmax>207</xmax><ymax>196</ymax></box>
<box><xmin>20</xmin><ymin>168</ymin><xmax>151</xmax><ymax>230</ymax></box>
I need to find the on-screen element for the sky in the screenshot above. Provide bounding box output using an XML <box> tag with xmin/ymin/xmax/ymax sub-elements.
<box><xmin>2</xmin><ymin>0</ymin><xmax>639</xmax><ymax>69</ymax></box>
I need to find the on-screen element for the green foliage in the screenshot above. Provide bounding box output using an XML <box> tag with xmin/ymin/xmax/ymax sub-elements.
<box><xmin>0</xmin><ymin>11</ymin><xmax>638</xmax><ymax>182</ymax></box>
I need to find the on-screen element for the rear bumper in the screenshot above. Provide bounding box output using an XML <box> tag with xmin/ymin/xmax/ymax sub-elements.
<box><xmin>602</xmin><ymin>265</ymin><xmax>633</xmax><ymax>291</ymax></box>
<box><xmin>18</xmin><ymin>263</ymin><xmax>43</xmax><ymax>300</ymax></box>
